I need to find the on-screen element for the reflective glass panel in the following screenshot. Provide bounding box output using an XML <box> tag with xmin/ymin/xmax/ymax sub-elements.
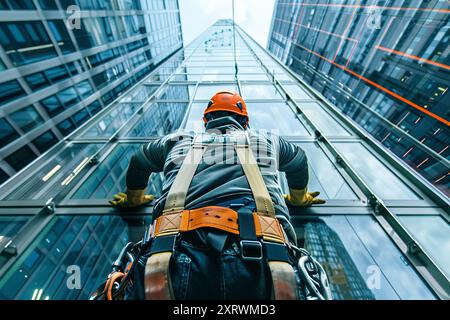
<box><xmin>4</xmin><ymin>144</ymin><xmax>101</xmax><ymax>201</ymax></box>
<box><xmin>295</xmin><ymin>215</ymin><xmax>435</xmax><ymax>300</ymax></box>
<box><xmin>399</xmin><ymin>216</ymin><xmax>450</xmax><ymax>279</ymax></box>
<box><xmin>202</xmin><ymin>67</ymin><xmax>235</xmax><ymax>74</ymax></box>
<box><xmin>71</xmin><ymin>144</ymin><xmax>163</xmax><ymax>199</ymax></box>
<box><xmin>298</xmin><ymin>143</ymin><xmax>358</xmax><ymax>200</ymax></box>
<box><xmin>238</xmin><ymin>66</ymin><xmax>264</xmax><ymax>73</ymax></box>
<box><xmin>184</xmin><ymin>103</ymin><xmax>207</xmax><ymax>133</ymax></box>
<box><xmin>283</xmin><ymin>84</ymin><xmax>313</xmax><ymax>100</ymax></box>
<box><xmin>127</xmin><ymin>102</ymin><xmax>189</xmax><ymax>137</ymax></box>
<box><xmin>121</xmin><ymin>85</ymin><xmax>159</xmax><ymax>102</ymax></box>
<box><xmin>300</xmin><ymin>102</ymin><xmax>352</xmax><ymax>136</ymax></box>
<box><xmin>238</xmin><ymin>73</ymin><xmax>270</xmax><ymax>81</ymax></box>
<box><xmin>170</xmin><ymin>74</ymin><xmax>201</xmax><ymax>82</ymax></box>
<box><xmin>247</xmin><ymin>102</ymin><xmax>310</xmax><ymax>136</ymax></box>
<box><xmin>0</xmin><ymin>215</ymin><xmax>148</xmax><ymax>300</ymax></box>
<box><xmin>0</xmin><ymin>216</ymin><xmax>29</xmax><ymax>238</ymax></box>
<box><xmin>335</xmin><ymin>143</ymin><xmax>420</xmax><ymax>200</ymax></box>
<box><xmin>159</xmin><ymin>84</ymin><xmax>195</xmax><ymax>100</ymax></box>
<box><xmin>241</xmin><ymin>84</ymin><xmax>283</xmax><ymax>100</ymax></box>
<box><xmin>202</xmin><ymin>74</ymin><xmax>236</xmax><ymax>81</ymax></box>
<box><xmin>82</xmin><ymin>103</ymin><xmax>140</xmax><ymax>138</ymax></box>
<box><xmin>9</xmin><ymin>106</ymin><xmax>44</xmax><ymax>133</ymax></box>
<box><xmin>195</xmin><ymin>84</ymin><xmax>239</xmax><ymax>100</ymax></box>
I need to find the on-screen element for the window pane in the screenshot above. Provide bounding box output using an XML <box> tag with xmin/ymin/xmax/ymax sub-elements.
<box><xmin>238</xmin><ymin>66</ymin><xmax>264</xmax><ymax>73</ymax></box>
<box><xmin>283</xmin><ymin>84</ymin><xmax>313</xmax><ymax>100</ymax></box>
<box><xmin>195</xmin><ymin>84</ymin><xmax>239</xmax><ymax>100</ymax></box>
<box><xmin>0</xmin><ymin>118</ymin><xmax>20</xmax><ymax>148</ymax></box>
<box><xmin>0</xmin><ymin>21</ymin><xmax>57</xmax><ymax>66</ymax></box>
<box><xmin>38</xmin><ymin>0</ymin><xmax>58</xmax><ymax>9</ymax></box>
<box><xmin>121</xmin><ymin>85</ymin><xmax>159</xmax><ymax>102</ymax></box>
<box><xmin>238</xmin><ymin>73</ymin><xmax>270</xmax><ymax>81</ymax></box>
<box><xmin>82</xmin><ymin>103</ymin><xmax>139</xmax><ymax>138</ymax></box>
<box><xmin>47</xmin><ymin>20</ymin><xmax>75</xmax><ymax>54</ymax></box>
<box><xmin>202</xmin><ymin>74</ymin><xmax>236</xmax><ymax>81</ymax></box>
<box><xmin>57</xmin><ymin>119</ymin><xmax>76</xmax><ymax>136</ymax></box>
<box><xmin>9</xmin><ymin>106</ymin><xmax>44</xmax><ymax>133</ymax></box>
<box><xmin>158</xmin><ymin>84</ymin><xmax>196</xmax><ymax>100</ymax></box>
<box><xmin>71</xmin><ymin>108</ymin><xmax>90</xmax><ymax>126</ymax></box>
<box><xmin>127</xmin><ymin>102</ymin><xmax>188</xmax><ymax>137</ymax></box>
<box><xmin>183</xmin><ymin>103</ymin><xmax>206</xmax><ymax>132</ymax></box>
<box><xmin>5</xmin><ymin>146</ymin><xmax>37</xmax><ymax>172</ymax></box>
<box><xmin>0</xmin><ymin>216</ymin><xmax>29</xmax><ymax>238</ymax></box>
<box><xmin>0</xmin><ymin>0</ymin><xmax>35</xmax><ymax>9</ymax></box>
<box><xmin>41</xmin><ymin>96</ymin><xmax>64</xmax><ymax>117</ymax></box>
<box><xmin>335</xmin><ymin>143</ymin><xmax>420</xmax><ymax>200</ymax></box>
<box><xmin>0</xmin><ymin>215</ymin><xmax>140</xmax><ymax>300</ymax></box>
<box><xmin>32</xmin><ymin>130</ymin><xmax>58</xmax><ymax>153</ymax></box>
<box><xmin>25</xmin><ymin>72</ymin><xmax>49</xmax><ymax>90</ymax></box>
<box><xmin>76</xmin><ymin>81</ymin><xmax>93</xmax><ymax>99</ymax></box>
<box><xmin>241</xmin><ymin>84</ymin><xmax>283</xmax><ymax>100</ymax></box>
<box><xmin>247</xmin><ymin>102</ymin><xmax>310</xmax><ymax>136</ymax></box>
<box><xmin>399</xmin><ymin>216</ymin><xmax>450</xmax><ymax>279</ymax></box>
<box><xmin>58</xmin><ymin>87</ymin><xmax>80</xmax><ymax>108</ymax></box>
<box><xmin>0</xmin><ymin>168</ymin><xmax>10</xmax><ymax>185</ymax></box>
<box><xmin>0</xmin><ymin>80</ymin><xmax>26</xmax><ymax>106</ymax></box>
<box><xmin>44</xmin><ymin>65</ymin><xmax>69</xmax><ymax>84</ymax></box>
<box><xmin>295</xmin><ymin>215</ymin><xmax>435</xmax><ymax>300</ymax></box>
<box><xmin>300</xmin><ymin>102</ymin><xmax>352</xmax><ymax>136</ymax></box>
<box><xmin>71</xmin><ymin>144</ymin><xmax>163</xmax><ymax>199</ymax></box>
<box><xmin>202</xmin><ymin>67</ymin><xmax>234</xmax><ymax>74</ymax></box>
<box><xmin>299</xmin><ymin>143</ymin><xmax>358</xmax><ymax>200</ymax></box>
<box><xmin>87</xmin><ymin>101</ymin><xmax>102</xmax><ymax>116</ymax></box>
<box><xmin>4</xmin><ymin>144</ymin><xmax>101</xmax><ymax>201</ymax></box>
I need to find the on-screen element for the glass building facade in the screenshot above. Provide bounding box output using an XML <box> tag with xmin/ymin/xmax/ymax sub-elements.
<box><xmin>0</xmin><ymin>19</ymin><xmax>449</xmax><ymax>300</ymax></box>
<box><xmin>0</xmin><ymin>0</ymin><xmax>183</xmax><ymax>185</ymax></box>
<box><xmin>267</xmin><ymin>0</ymin><xmax>449</xmax><ymax>197</ymax></box>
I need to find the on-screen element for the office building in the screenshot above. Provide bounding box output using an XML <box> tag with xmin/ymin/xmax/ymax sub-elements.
<box><xmin>268</xmin><ymin>0</ymin><xmax>449</xmax><ymax>196</ymax></box>
<box><xmin>0</xmin><ymin>0</ymin><xmax>183</xmax><ymax>185</ymax></box>
<box><xmin>0</xmin><ymin>19</ymin><xmax>448</xmax><ymax>300</ymax></box>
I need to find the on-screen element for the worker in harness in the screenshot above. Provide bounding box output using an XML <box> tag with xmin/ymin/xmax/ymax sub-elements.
<box><xmin>95</xmin><ymin>91</ymin><xmax>331</xmax><ymax>300</ymax></box>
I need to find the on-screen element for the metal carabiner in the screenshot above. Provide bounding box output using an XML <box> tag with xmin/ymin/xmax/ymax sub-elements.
<box><xmin>298</xmin><ymin>255</ymin><xmax>333</xmax><ymax>300</ymax></box>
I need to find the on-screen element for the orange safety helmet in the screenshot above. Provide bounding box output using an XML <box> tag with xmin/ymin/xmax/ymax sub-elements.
<box><xmin>203</xmin><ymin>91</ymin><xmax>249</xmax><ymax>127</ymax></box>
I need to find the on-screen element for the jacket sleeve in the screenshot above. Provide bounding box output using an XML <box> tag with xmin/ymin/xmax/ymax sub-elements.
<box><xmin>278</xmin><ymin>137</ymin><xmax>309</xmax><ymax>190</ymax></box>
<box><xmin>125</xmin><ymin>138</ymin><xmax>167</xmax><ymax>190</ymax></box>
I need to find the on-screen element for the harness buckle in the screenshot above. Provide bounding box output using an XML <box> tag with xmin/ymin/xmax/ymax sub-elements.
<box><xmin>240</xmin><ymin>240</ymin><xmax>263</xmax><ymax>261</ymax></box>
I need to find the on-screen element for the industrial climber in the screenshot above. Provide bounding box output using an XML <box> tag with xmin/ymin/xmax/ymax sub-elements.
<box><xmin>102</xmin><ymin>91</ymin><xmax>331</xmax><ymax>300</ymax></box>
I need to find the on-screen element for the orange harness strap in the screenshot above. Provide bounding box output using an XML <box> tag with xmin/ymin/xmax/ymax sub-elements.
<box><xmin>154</xmin><ymin>206</ymin><xmax>286</xmax><ymax>244</ymax></box>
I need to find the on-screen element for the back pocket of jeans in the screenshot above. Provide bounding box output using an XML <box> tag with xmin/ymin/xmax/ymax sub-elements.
<box><xmin>170</xmin><ymin>252</ymin><xmax>191</xmax><ymax>300</ymax></box>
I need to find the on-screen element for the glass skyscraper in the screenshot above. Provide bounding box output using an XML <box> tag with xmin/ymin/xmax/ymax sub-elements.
<box><xmin>267</xmin><ymin>0</ymin><xmax>449</xmax><ymax>197</ymax></box>
<box><xmin>0</xmin><ymin>18</ymin><xmax>448</xmax><ymax>300</ymax></box>
<box><xmin>0</xmin><ymin>0</ymin><xmax>183</xmax><ymax>185</ymax></box>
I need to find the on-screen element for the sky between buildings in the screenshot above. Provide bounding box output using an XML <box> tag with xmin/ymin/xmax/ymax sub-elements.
<box><xmin>179</xmin><ymin>0</ymin><xmax>276</xmax><ymax>48</ymax></box>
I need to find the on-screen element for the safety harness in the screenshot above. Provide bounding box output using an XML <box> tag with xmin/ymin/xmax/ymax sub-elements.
<box><xmin>144</xmin><ymin>132</ymin><xmax>298</xmax><ymax>300</ymax></box>
<box><xmin>90</xmin><ymin>132</ymin><xmax>332</xmax><ymax>301</ymax></box>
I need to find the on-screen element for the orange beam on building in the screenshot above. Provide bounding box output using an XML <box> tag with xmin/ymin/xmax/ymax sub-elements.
<box><xmin>293</xmin><ymin>4</ymin><xmax>305</xmax><ymax>39</ymax></box>
<box><xmin>376</xmin><ymin>45</ymin><xmax>450</xmax><ymax>71</ymax></box>
<box><xmin>333</xmin><ymin>1</ymin><xmax>359</xmax><ymax>61</ymax></box>
<box><xmin>279</xmin><ymin>3</ymin><xmax>450</xmax><ymax>14</ymax></box>
<box><xmin>296</xmin><ymin>44</ymin><xmax>450</xmax><ymax>126</ymax></box>
<box><xmin>345</xmin><ymin>15</ymin><xmax>370</xmax><ymax>67</ymax></box>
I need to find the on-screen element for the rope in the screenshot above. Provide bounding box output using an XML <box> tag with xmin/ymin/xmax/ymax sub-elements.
<box><xmin>232</xmin><ymin>0</ymin><xmax>242</xmax><ymax>96</ymax></box>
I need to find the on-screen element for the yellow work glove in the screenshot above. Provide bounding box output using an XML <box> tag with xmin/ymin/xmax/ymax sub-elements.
<box><xmin>284</xmin><ymin>188</ymin><xmax>326</xmax><ymax>207</ymax></box>
<box><xmin>109</xmin><ymin>189</ymin><xmax>154</xmax><ymax>207</ymax></box>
